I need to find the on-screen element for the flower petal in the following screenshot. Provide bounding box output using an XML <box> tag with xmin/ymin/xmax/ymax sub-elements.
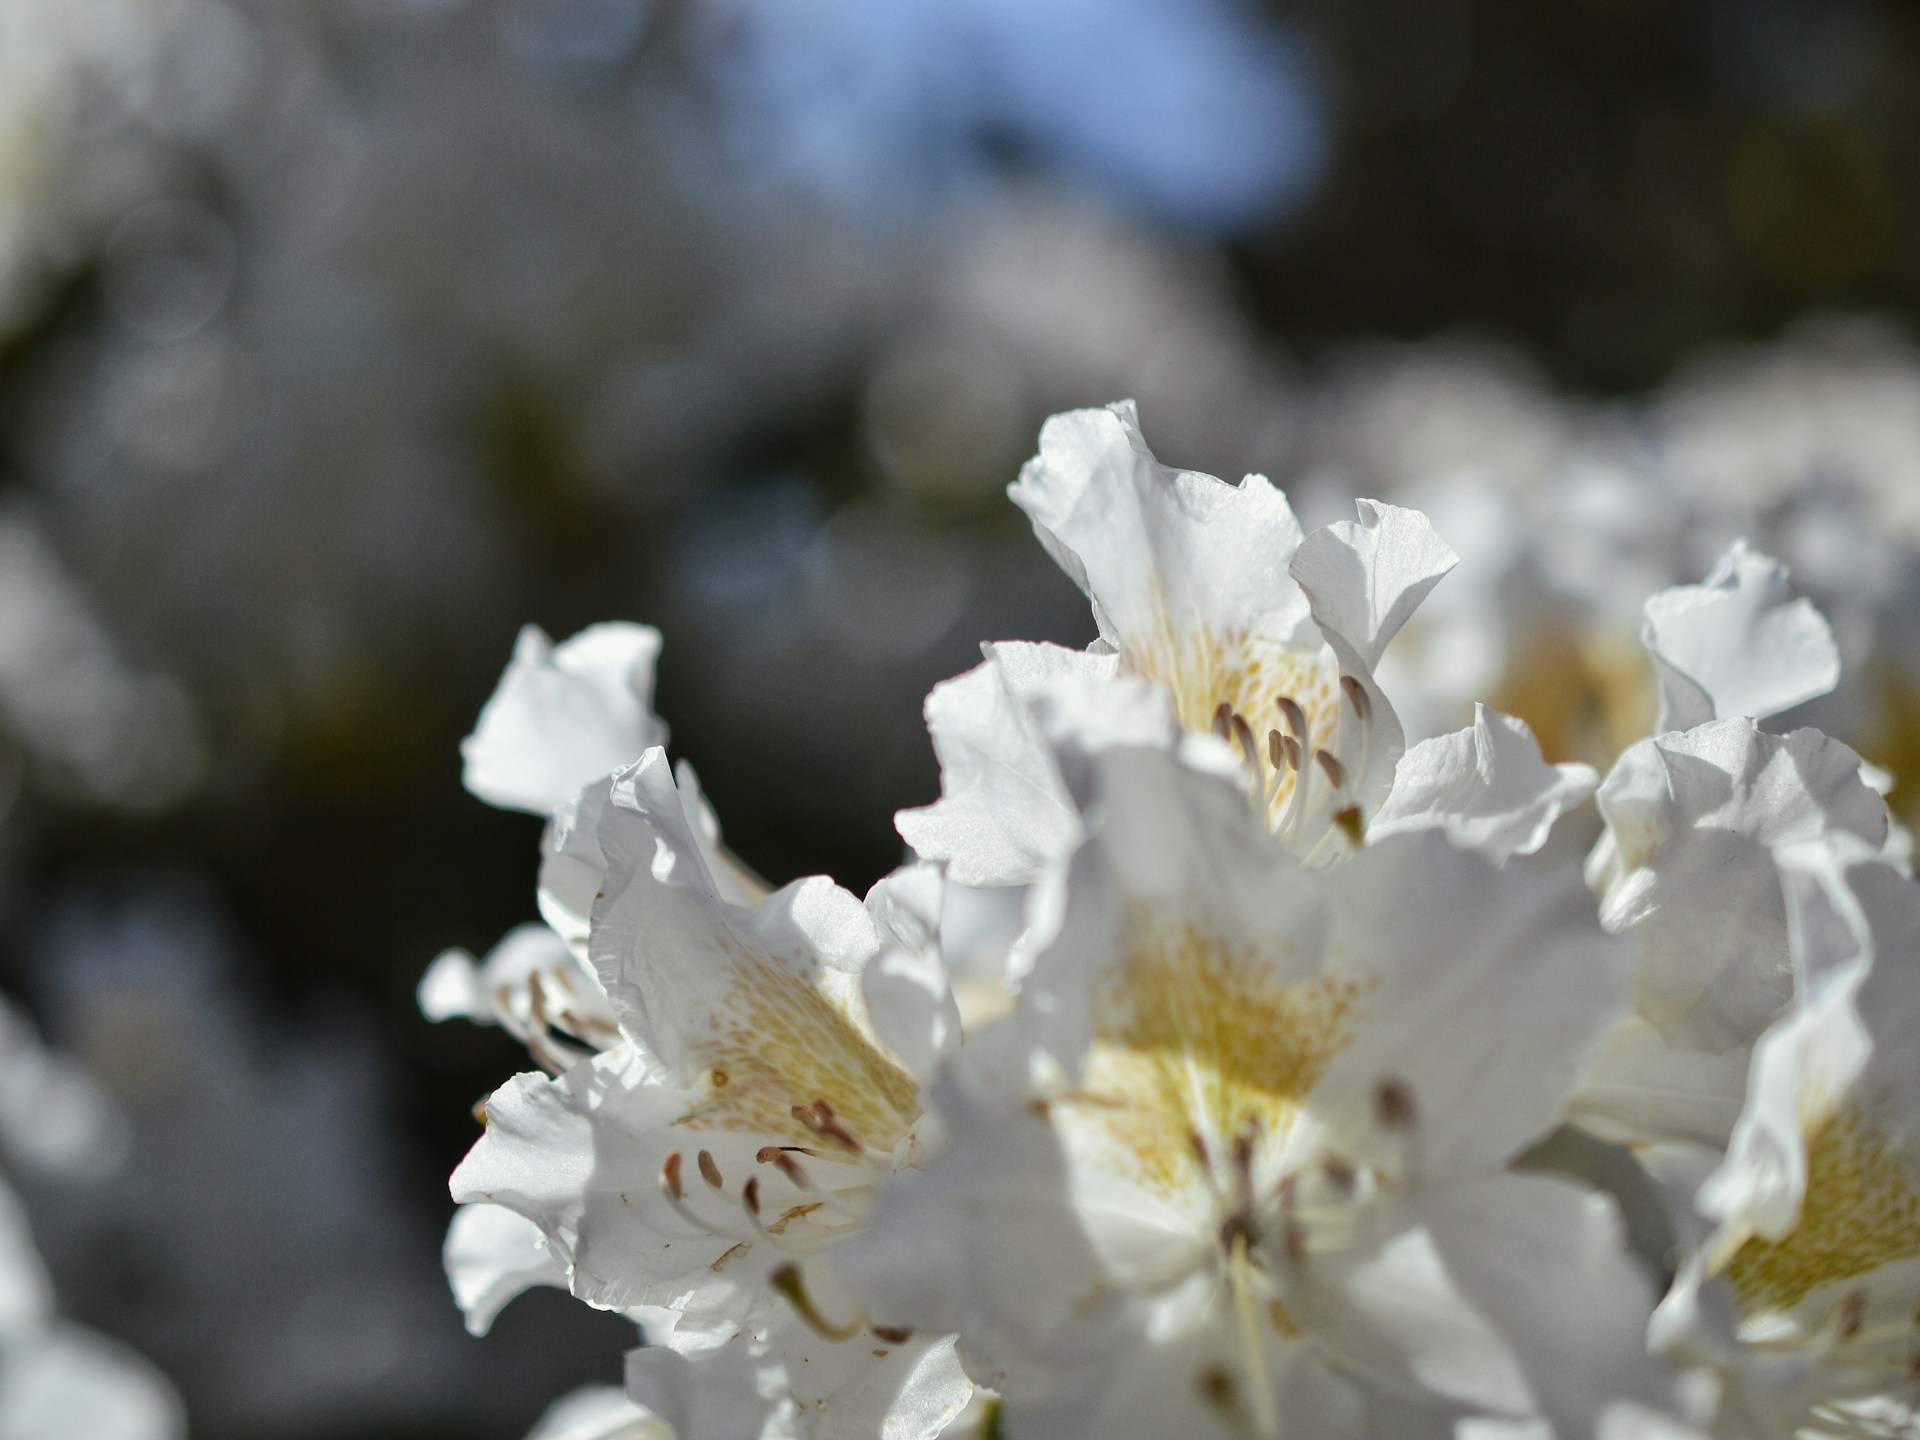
<box><xmin>1642</xmin><ymin>542</ymin><xmax>1839</xmax><ymax>733</ymax></box>
<box><xmin>463</xmin><ymin>623</ymin><xmax>668</xmax><ymax>817</ymax></box>
<box><xmin>1370</xmin><ymin>706</ymin><xmax>1597</xmax><ymax>864</ymax></box>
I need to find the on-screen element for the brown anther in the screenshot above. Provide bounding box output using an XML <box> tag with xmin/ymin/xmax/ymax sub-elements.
<box><xmin>1276</xmin><ymin>696</ymin><xmax>1308</xmax><ymax>741</ymax></box>
<box><xmin>1315</xmin><ymin>749</ymin><xmax>1348</xmax><ymax>790</ymax></box>
<box><xmin>1231</xmin><ymin>1129</ymin><xmax>1256</xmax><ymax>1181</ymax></box>
<box><xmin>1189</xmin><ymin>1131</ymin><xmax>1213</xmax><ymax>1171</ymax></box>
<box><xmin>1280</xmin><ymin>734</ymin><xmax>1304</xmax><ymax>772</ymax></box>
<box><xmin>697</xmin><ymin>1150</ymin><xmax>725</xmax><ymax>1189</ymax></box>
<box><xmin>1267</xmin><ymin>730</ymin><xmax>1289</xmax><ymax>772</ymax></box>
<box><xmin>1333</xmin><ymin>805</ymin><xmax>1364</xmax><ymax>846</ymax></box>
<box><xmin>1197</xmin><ymin>1366</ymin><xmax>1238</xmax><ymax>1415</ymax></box>
<box><xmin>1836</xmin><ymin>1289</ymin><xmax>1867</xmax><ymax>1341</ymax></box>
<box><xmin>1321</xmin><ymin>1157</ymin><xmax>1357</xmax><ymax>1193</ymax></box>
<box><xmin>1341</xmin><ymin>675</ymin><xmax>1370</xmax><ymax>721</ymax></box>
<box><xmin>1375</xmin><ymin>1077</ymin><xmax>1415</xmax><ymax>1131</ymax></box>
<box><xmin>1282</xmin><ymin>1217</ymin><xmax>1308</xmax><ymax>1262</ymax></box>
<box><xmin>771</xmin><ymin>1151</ymin><xmax>810</xmax><ymax>1189</ymax></box>
<box><xmin>871</xmin><ymin>1324</ymin><xmax>913</xmax><ymax>1344</ymax></box>
<box><xmin>742</xmin><ymin>1176</ymin><xmax>762</xmax><ymax>1217</ymax></box>
<box><xmin>662</xmin><ymin>1151</ymin><xmax>686</xmax><ymax>1201</ymax></box>
<box><xmin>1229</xmin><ymin>712</ymin><xmax>1261</xmax><ymax>770</ymax></box>
<box><xmin>1213</xmin><ymin>702</ymin><xmax>1235</xmax><ymax>739</ymax></box>
<box><xmin>794</xmin><ymin>1099</ymin><xmax>862</xmax><ymax>1153</ymax></box>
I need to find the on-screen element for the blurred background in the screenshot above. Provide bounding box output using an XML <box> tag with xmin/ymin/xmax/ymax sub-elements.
<box><xmin>5</xmin><ymin>0</ymin><xmax>1920</xmax><ymax>1434</ymax></box>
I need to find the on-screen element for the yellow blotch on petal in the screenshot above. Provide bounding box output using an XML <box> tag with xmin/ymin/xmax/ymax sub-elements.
<box><xmin>678</xmin><ymin>947</ymin><xmax>921</xmax><ymax>1150</ymax></box>
<box><xmin>1722</xmin><ymin>1104</ymin><xmax>1920</xmax><ymax>1314</ymax></box>
<box><xmin>1073</xmin><ymin>921</ymin><xmax>1360</xmax><ymax>1197</ymax></box>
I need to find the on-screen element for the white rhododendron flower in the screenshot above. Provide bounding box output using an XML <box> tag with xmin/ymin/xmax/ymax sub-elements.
<box><xmin>0</xmin><ymin>999</ymin><xmax>184</xmax><ymax>1440</ymax></box>
<box><xmin>1653</xmin><ymin>835</ymin><xmax>1920</xmax><ymax>1438</ymax></box>
<box><xmin>900</xmin><ymin>401</ymin><xmax>1585</xmax><ymax>892</ymax></box>
<box><xmin>1572</xmin><ymin>545</ymin><xmax>1897</xmax><ymax>1153</ymax></box>
<box><xmin>452</xmin><ymin>750</ymin><xmax>971</xmax><ymax>1437</ymax></box>
<box><xmin>835</xmin><ymin>738</ymin><xmax>1663</xmax><ymax>1439</ymax></box>
<box><xmin>435</xmin><ymin>400</ymin><xmax>1920</xmax><ymax>1440</ymax></box>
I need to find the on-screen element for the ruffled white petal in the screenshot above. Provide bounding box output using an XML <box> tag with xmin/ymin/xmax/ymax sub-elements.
<box><xmin>1642</xmin><ymin>542</ymin><xmax>1839</xmax><ymax>733</ymax></box>
<box><xmin>463</xmin><ymin>622</ymin><xmax>668</xmax><ymax>817</ymax></box>
<box><xmin>444</xmin><ymin>1201</ymin><xmax>570</xmax><ymax>1337</ymax></box>
<box><xmin>1288</xmin><ymin>500</ymin><xmax>1459</xmax><ymax>675</ymax></box>
<box><xmin>525</xmin><ymin>1386</ymin><xmax>671</xmax><ymax>1440</ymax></box>
<box><xmin>894</xmin><ymin>643</ymin><xmax>1121</xmax><ymax>888</ymax></box>
<box><xmin>1287</xmin><ymin>1173</ymin><xmax>1669</xmax><ymax>1434</ymax></box>
<box><xmin>1587</xmin><ymin>721</ymin><xmax>1887</xmax><ymax>1057</ymax></box>
<box><xmin>1312</xmin><ymin>833</ymin><xmax>1630</xmax><ymax>1181</ymax></box>
<box><xmin>1009</xmin><ymin>401</ymin><xmax>1314</xmax><ymax>650</ymax></box>
<box><xmin>861</xmin><ymin>865</ymin><xmax>963</xmax><ymax>1086</ymax></box>
<box><xmin>1370</xmin><ymin>706</ymin><xmax>1597</xmax><ymax>864</ymax></box>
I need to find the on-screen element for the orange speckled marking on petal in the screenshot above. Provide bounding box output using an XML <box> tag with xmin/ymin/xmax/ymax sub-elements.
<box><xmin>676</xmin><ymin>945</ymin><xmax>920</xmax><ymax>1150</ymax></box>
<box><xmin>1723</xmin><ymin>1104</ymin><xmax>1920</xmax><ymax>1314</ymax></box>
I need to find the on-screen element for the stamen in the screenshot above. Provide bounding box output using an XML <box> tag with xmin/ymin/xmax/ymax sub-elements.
<box><xmin>698</xmin><ymin>1150</ymin><xmax>725</xmax><ymax>1189</ymax></box>
<box><xmin>1332</xmin><ymin>805</ymin><xmax>1364</xmax><ymax>847</ymax></box>
<box><xmin>769</xmin><ymin>1263</ymin><xmax>865</xmax><ymax>1341</ymax></box>
<box><xmin>660</xmin><ymin>1151</ymin><xmax>747</xmax><ymax>1240</ymax></box>
<box><xmin>871</xmin><ymin>1323</ymin><xmax>913</xmax><ymax>1344</ymax></box>
<box><xmin>1341</xmin><ymin>675</ymin><xmax>1370</xmax><ymax>722</ymax></box>
<box><xmin>1213</xmin><ymin>702</ymin><xmax>1235</xmax><ymax>740</ymax></box>
<box><xmin>793</xmin><ymin>1100</ymin><xmax>864</xmax><ymax>1154</ymax></box>
<box><xmin>757</xmin><ymin>1144</ymin><xmax>822</xmax><ymax>1162</ymax></box>
<box><xmin>1228</xmin><ymin>1232</ymin><xmax>1281</xmax><ymax>1439</ymax></box>
<box><xmin>1835</xmin><ymin>1290</ymin><xmax>1867</xmax><ymax>1343</ymax></box>
<box><xmin>1314</xmin><ymin>749</ymin><xmax>1348</xmax><ymax>792</ymax></box>
<box><xmin>1372</xmin><ymin>1077</ymin><xmax>1423</xmax><ymax>1178</ymax></box>
<box><xmin>1374</xmin><ymin>1078</ymin><xmax>1415</xmax><ymax>1130</ymax></box>
<box><xmin>742</xmin><ymin>1175</ymin><xmax>762</xmax><ymax>1218</ymax></box>
<box><xmin>1276</xmin><ymin>696</ymin><xmax>1308</xmax><ymax>744</ymax></box>
<box><xmin>1229</xmin><ymin>712</ymin><xmax>1261</xmax><ymax>772</ymax></box>
<box><xmin>1266</xmin><ymin>730</ymin><xmax>1290</xmax><ymax>772</ymax></box>
<box><xmin>769</xmin><ymin>1151</ymin><xmax>810</xmax><ymax>1189</ymax></box>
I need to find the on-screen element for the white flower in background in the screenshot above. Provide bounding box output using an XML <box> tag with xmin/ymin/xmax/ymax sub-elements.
<box><xmin>0</xmin><ymin>0</ymin><xmax>162</xmax><ymax>328</ymax></box>
<box><xmin>1573</xmin><ymin>547</ymin><xmax>1895</xmax><ymax>1151</ymax></box>
<box><xmin>1639</xmin><ymin>542</ymin><xmax>1841</xmax><ymax>736</ymax></box>
<box><xmin>841</xmin><ymin>739</ymin><xmax>1666</xmax><ymax>1440</ymax></box>
<box><xmin>0</xmin><ymin>996</ymin><xmax>184</xmax><ymax>1440</ymax></box>
<box><xmin>1653</xmin><ymin>835</ymin><xmax>1920</xmax><ymax>1439</ymax></box>
<box><xmin>452</xmin><ymin>750</ymin><xmax>971</xmax><ymax>1438</ymax></box>
<box><xmin>900</xmin><ymin>401</ymin><xmax>1589</xmax><ymax>901</ymax></box>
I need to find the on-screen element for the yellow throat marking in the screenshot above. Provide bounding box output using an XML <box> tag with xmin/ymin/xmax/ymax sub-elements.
<box><xmin>1722</xmin><ymin>1103</ymin><xmax>1920</xmax><ymax>1315</ymax></box>
<box><xmin>678</xmin><ymin>946</ymin><xmax>920</xmax><ymax>1150</ymax></box>
<box><xmin>1074</xmin><ymin>921</ymin><xmax>1360</xmax><ymax>1197</ymax></box>
<box><xmin>1121</xmin><ymin>616</ymin><xmax>1341</xmax><ymax>826</ymax></box>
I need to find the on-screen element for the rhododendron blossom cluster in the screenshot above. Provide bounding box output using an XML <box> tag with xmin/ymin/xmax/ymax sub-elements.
<box><xmin>426</xmin><ymin>402</ymin><xmax>1920</xmax><ymax>1440</ymax></box>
